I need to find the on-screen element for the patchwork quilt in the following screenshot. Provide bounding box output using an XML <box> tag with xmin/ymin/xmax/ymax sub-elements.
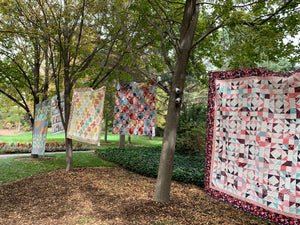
<box><xmin>206</xmin><ymin>68</ymin><xmax>300</xmax><ymax>224</ymax></box>
<box><xmin>32</xmin><ymin>99</ymin><xmax>51</xmax><ymax>155</ymax></box>
<box><xmin>113</xmin><ymin>81</ymin><xmax>156</xmax><ymax>136</ymax></box>
<box><xmin>51</xmin><ymin>92</ymin><xmax>65</xmax><ymax>135</ymax></box>
<box><xmin>67</xmin><ymin>87</ymin><xmax>106</xmax><ymax>145</ymax></box>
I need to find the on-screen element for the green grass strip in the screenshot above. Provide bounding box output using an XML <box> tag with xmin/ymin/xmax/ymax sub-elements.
<box><xmin>0</xmin><ymin>131</ymin><xmax>162</xmax><ymax>147</ymax></box>
<box><xmin>0</xmin><ymin>152</ymin><xmax>116</xmax><ymax>185</ymax></box>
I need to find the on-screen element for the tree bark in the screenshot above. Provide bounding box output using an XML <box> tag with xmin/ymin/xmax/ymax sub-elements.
<box><xmin>31</xmin><ymin>41</ymin><xmax>41</xmax><ymax>159</ymax></box>
<box><xmin>64</xmin><ymin>71</ymin><xmax>73</xmax><ymax>171</ymax></box>
<box><xmin>154</xmin><ymin>0</ymin><xmax>199</xmax><ymax>203</ymax></box>
<box><xmin>127</xmin><ymin>135</ymin><xmax>131</xmax><ymax>144</ymax></box>
<box><xmin>119</xmin><ymin>135</ymin><xmax>125</xmax><ymax>148</ymax></box>
<box><xmin>65</xmin><ymin>137</ymin><xmax>73</xmax><ymax>171</ymax></box>
<box><xmin>104</xmin><ymin>114</ymin><xmax>108</xmax><ymax>143</ymax></box>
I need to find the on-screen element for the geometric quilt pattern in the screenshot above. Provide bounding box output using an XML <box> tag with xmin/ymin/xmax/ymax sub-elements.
<box><xmin>67</xmin><ymin>87</ymin><xmax>106</xmax><ymax>145</ymax></box>
<box><xmin>32</xmin><ymin>99</ymin><xmax>51</xmax><ymax>155</ymax></box>
<box><xmin>112</xmin><ymin>81</ymin><xmax>156</xmax><ymax>136</ymax></box>
<box><xmin>206</xmin><ymin>68</ymin><xmax>300</xmax><ymax>225</ymax></box>
<box><xmin>51</xmin><ymin>92</ymin><xmax>65</xmax><ymax>135</ymax></box>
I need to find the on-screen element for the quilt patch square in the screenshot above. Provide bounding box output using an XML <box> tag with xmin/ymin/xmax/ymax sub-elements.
<box><xmin>113</xmin><ymin>81</ymin><xmax>156</xmax><ymax>136</ymax></box>
<box><xmin>206</xmin><ymin>68</ymin><xmax>300</xmax><ymax>224</ymax></box>
<box><xmin>32</xmin><ymin>99</ymin><xmax>51</xmax><ymax>155</ymax></box>
<box><xmin>51</xmin><ymin>92</ymin><xmax>65</xmax><ymax>135</ymax></box>
<box><xmin>67</xmin><ymin>87</ymin><xmax>106</xmax><ymax>145</ymax></box>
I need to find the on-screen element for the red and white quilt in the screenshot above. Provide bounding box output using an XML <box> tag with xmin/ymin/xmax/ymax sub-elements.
<box><xmin>206</xmin><ymin>68</ymin><xmax>300</xmax><ymax>224</ymax></box>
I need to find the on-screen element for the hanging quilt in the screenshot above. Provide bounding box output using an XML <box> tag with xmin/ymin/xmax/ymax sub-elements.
<box><xmin>32</xmin><ymin>99</ymin><xmax>51</xmax><ymax>155</ymax></box>
<box><xmin>113</xmin><ymin>81</ymin><xmax>156</xmax><ymax>136</ymax></box>
<box><xmin>51</xmin><ymin>92</ymin><xmax>65</xmax><ymax>135</ymax></box>
<box><xmin>67</xmin><ymin>87</ymin><xmax>106</xmax><ymax>145</ymax></box>
<box><xmin>205</xmin><ymin>68</ymin><xmax>300</xmax><ymax>224</ymax></box>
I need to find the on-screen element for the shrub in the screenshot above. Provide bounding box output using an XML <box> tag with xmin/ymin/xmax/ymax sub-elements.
<box><xmin>176</xmin><ymin>104</ymin><xmax>207</xmax><ymax>155</ymax></box>
<box><xmin>95</xmin><ymin>146</ymin><xmax>205</xmax><ymax>187</ymax></box>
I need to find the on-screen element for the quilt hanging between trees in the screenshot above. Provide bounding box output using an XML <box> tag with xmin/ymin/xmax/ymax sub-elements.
<box><xmin>51</xmin><ymin>92</ymin><xmax>65</xmax><ymax>135</ymax></box>
<box><xmin>32</xmin><ymin>99</ymin><xmax>51</xmax><ymax>155</ymax></box>
<box><xmin>67</xmin><ymin>87</ymin><xmax>106</xmax><ymax>145</ymax></box>
<box><xmin>206</xmin><ymin>68</ymin><xmax>300</xmax><ymax>225</ymax></box>
<box><xmin>113</xmin><ymin>81</ymin><xmax>156</xmax><ymax>136</ymax></box>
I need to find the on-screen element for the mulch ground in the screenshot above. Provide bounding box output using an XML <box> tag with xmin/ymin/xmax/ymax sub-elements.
<box><xmin>0</xmin><ymin>167</ymin><xmax>274</xmax><ymax>225</ymax></box>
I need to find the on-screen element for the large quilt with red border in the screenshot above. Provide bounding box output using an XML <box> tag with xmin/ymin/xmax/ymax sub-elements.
<box><xmin>205</xmin><ymin>68</ymin><xmax>300</xmax><ymax>224</ymax></box>
<box><xmin>112</xmin><ymin>81</ymin><xmax>156</xmax><ymax>136</ymax></box>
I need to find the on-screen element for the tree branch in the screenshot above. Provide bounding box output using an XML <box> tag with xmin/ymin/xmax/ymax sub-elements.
<box><xmin>147</xmin><ymin>0</ymin><xmax>180</xmax><ymax>54</ymax></box>
<box><xmin>254</xmin><ymin>0</ymin><xmax>296</xmax><ymax>25</ymax></box>
<box><xmin>192</xmin><ymin>23</ymin><xmax>223</xmax><ymax>50</ymax></box>
<box><xmin>145</xmin><ymin>15</ymin><xmax>175</xmax><ymax>75</ymax></box>
<box><xmin>114</xmin><ymin>4</ymin><xmax>169</xmax><ymax>94</ymax></box>
<box><xmin>92</xmin><ymin>54</ymin><xmax>125</xmax><ymax>89</ymax></box>
<box><xmin>70</xmin><ymin>0</ymin><xmax>86</xmax><ymax>79</ymax></box>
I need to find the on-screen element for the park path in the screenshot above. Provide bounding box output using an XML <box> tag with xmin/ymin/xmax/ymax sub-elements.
<box><xmin>0</xmin><ymin>150</ymin><xmax>94</xmax><ymax>158</ymax></box>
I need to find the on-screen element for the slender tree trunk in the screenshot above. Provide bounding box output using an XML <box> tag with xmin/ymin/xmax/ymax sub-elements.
<box><xmin>104</xmin><ymin>114</ymin><xmax>108</xmax><ymax>143</ymax></box>
<box><xmin>64</xmin><ymin>74</ymin><xmax>73</xmax><ymax>171</ymax></box>
<box><xmin>31</xmin><ymin>42</ymin><xmax>41</xmax><ymax>159</ymax></box>
<box><xmin>119</xmin><ymin>134</ymin><xmax>125</xmax><ymax>148</ymax></box>
<box><xmin>65</xmin><ymin>137</ymin><xmax>73</xmax><ymax>171</ymax></box>
<box><xmin>153</xmin><ymin>59</ymin><xmax>186</xmax><ymax>203</ymax></box>
<box><xmin>127</xmin><ymin>135</ymin><xmax>131</xmax><ymax>144</ymax></box>
<box><xmin>63</xmin><ymin>47</ymin><xmax>74</xmax><ymax>171</ymax></box>
<box><xmin>154</xmin><ymin>0</ymin><xmax>199</xmax><ymax>203</ymax></box>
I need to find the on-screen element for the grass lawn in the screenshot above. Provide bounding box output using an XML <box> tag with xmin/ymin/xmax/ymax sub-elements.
<box><xmin>0</xmin><ymin>131</ymin><xmax>162</xmax><ymax>185</ymax></box>
<box><xmin>0</xmin><ymin>152</ymin><xmax>116</xmax><ymax>185</ymax></box>
<box><xmin>0</xmin><ymin>131</ymin><xmax>163</xmax><ymax>148</ymax></box>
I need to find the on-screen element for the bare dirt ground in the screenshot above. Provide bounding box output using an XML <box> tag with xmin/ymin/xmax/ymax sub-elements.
<box><xmin>0</xmin><ymin>129</ymin><xmax>24</xmax><ymax>136</ymax></box>
<box><xmin>0</xmin><ymin>167</ymin><xmax>274</xmax><ymax>225</ymax></box>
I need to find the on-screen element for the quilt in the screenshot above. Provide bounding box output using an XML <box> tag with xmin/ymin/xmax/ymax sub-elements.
<box><xmin>51</xmin><ymin>92</ymin><xmax>65</xmax><ymax>135</ymax></box>
<box><xmin>32</xmin><ymin>99</ymin><xmax>51</xmax><ymax>155</ymax></box>
<box><xmin>113</xmin><ymin>81</ymin><xmax>156</xmax><ymax>136</ymax></box>
<box><xmin>206</xmin><ymin>68</ymin><xmax>300</xmax><ymax>225</ymax></box>
<box><xmin>67</xmin><ymin>87</ymin><xmax>106</xmax><ymax>145</ymax></box>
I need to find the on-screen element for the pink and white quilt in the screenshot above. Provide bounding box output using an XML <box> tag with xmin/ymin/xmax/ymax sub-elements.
<box><xmin>206</xmin><ymin>68</ymin><xmax>300</xmax><ymax>224</ymax></box>
<box><xmin>67</xmin><ymin>87</ymin><xmax>106</xmax><ymax>145</ymax></box>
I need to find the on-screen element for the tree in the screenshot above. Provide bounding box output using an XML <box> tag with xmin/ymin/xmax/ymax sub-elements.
<box><xmin>116</xmin><ymin>0</ymin><xmax>300</xmax><ymax>202</ymax></box>
<box><xmin>0</xmin><ymin>21</ymin><xmax>50</xmax><ymax>128</ymax></box>
<box><xmin>1</xmin><ymin>0</ymin><xmax>146</xmax><ymax>170</ymax></box>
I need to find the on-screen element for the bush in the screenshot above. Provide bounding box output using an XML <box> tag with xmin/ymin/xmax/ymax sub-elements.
<box><xmin>95</xmin><ymin>146</ymin><xmax>205</xmax><ymax>187</ymax></box>
<box><xmin>176</xmin><ymin>104</ymin><xmax>207</xmax><ymax>155</ymax></box>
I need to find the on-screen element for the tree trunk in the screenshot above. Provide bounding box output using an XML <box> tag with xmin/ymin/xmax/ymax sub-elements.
<box><xmin>104</xmin><ymin>114</ymin><xmax>108</xmax><ymax>143</ymax></box>
<box><xmin>119</xmin><ymin>134</ymin><xmax>125</xmax><ymax>148</ymax></box>
<box><xmin>65</xmin><ymin>137</ymin><xmax>73</xmax><ymax>171</ymax></box>
<box><xmin>127</xmin><ymin>135</ymin><xmax>131</xmax><ymax>144</ymax></box>
<box><xmin>154</xmin><ymin>0</ymin><xmax>199</xmax><ymax>203</ymax></box>
<box><xmin>64</xmin><ymin>59</ymin><xmax>73</xmax><ymax>171</ymax></box>
<box><xmin>153</xmin><ymin>74</ymin><xmax>183</xmax><ymax>203</ymax></box>
<box><xmin>31</xmin><ymin>94</ymin><xmax>40</xmax><ymax>159</ymax></box>
<box><xmin>31</xmin><ymin>41</ymin><xmax>41</xmax><ymax>159</ymax></box>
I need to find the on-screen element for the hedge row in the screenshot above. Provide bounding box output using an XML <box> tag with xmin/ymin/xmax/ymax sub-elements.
<box><xmin>95</xmin><ymin>146</ymin><xmax>205</xmax><ymax>187</ymax></box>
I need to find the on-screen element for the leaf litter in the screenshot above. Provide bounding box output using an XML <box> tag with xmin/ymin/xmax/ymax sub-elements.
<box><xmin>0</xmin><ymin>167</ymin><xmax>274</xmax><ymax>225</ymax></box>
